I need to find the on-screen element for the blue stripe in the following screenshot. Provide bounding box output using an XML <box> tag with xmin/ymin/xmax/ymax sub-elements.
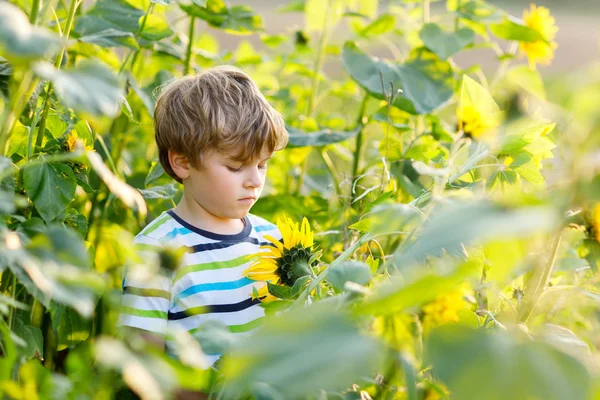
<box><xmin>186</xmin><ymin>237</ymin><xmax>270</xmax><ymax>254</ymax></box>
<box><xmin>174</xmin><ymin>277</ymin><xmax>255</xmax><ymax>300</ymax></box>
<box><xmin>254</xmin><ymin>224</ymin><xmax>277</xmax><ymax>233</ymax></box>
<box><xmin>163</xmin><ymin>227</ymin><xmax>192</xmax><ymax>241</ymax></box>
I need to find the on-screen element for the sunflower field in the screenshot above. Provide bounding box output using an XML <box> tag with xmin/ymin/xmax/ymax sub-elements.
<box><xmin>1</xmin><ymin>0</ymin><xmax>600</xmax><ymax>398</ymax></box>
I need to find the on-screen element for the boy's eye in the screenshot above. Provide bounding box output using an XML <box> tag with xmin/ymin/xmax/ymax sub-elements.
<box><xmin>258</xmin><ymin>163</ymin><xmax>267</xmax><ymax>169</ymax></box>
<box><xmin>227</xmin><ymin>165</ymin><xmax>243</xmax><ymax>172</ymax></box>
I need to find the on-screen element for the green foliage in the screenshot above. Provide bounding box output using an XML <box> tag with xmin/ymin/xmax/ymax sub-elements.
<box><xmin>0</xmin><ymin>0</ymin><xmax>599</xmax><ymax>398</ymax></box>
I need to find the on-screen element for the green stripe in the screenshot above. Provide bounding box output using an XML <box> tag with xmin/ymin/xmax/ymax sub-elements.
<box><xmin>176</xmin><ymin>305</ymin><xmax>208</xmax><ymax>317</ymax></box>
<box><xmin>140</xmin><ymin>213</ymin><xmax>171</xmax><ymax>235</ymax></box>
<box><xmin>174</xmin><ymin>254</ymin><xmax>250</xmax><ymax>283</ymax></box>
<box><xmin>188</xmin><ymin>317</ymin><xmax>264</xmax><ymax>335</ymax></box>
<box><xmin>124</xmin><ymin>287</ymin><xmax>170</xmax><ymax>300</ymax></box>
<box><xmin>134</xmin><ymin>243</ymin><xmax>161</xmax><ymax>252</ymax></box>
<box><xmin>120</xmin><ymin>306</ymin><xmax>167</xmax><ymax>319</ymax></box>
<box><xmin>229</xmin><ymin>317</ymin><xmax>265</xmax><ymax>333</ymax></box>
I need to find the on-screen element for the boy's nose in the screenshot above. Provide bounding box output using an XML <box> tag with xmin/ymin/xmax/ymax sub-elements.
<box><xmin>244</xmin><ymin>167</ymin><xmax>263</xmax><ymax>188</ymax></box>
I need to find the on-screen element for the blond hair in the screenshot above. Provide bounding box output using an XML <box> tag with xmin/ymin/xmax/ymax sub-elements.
<box><xmin>154</xmin><ymin>66</ymin><xmax>288</xmax><ymax>183</ymax></box>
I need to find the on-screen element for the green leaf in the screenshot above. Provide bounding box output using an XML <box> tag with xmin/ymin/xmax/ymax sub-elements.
<box><xmin>23</xmin><ymin>162</ymin><xmax>77</xmax><ymax>222</ymax></box>
<box><xmin>455</xmin><ymin>0</ymin><xmax>503</xmax><ymax>23</ymax></box>
<box><xmin>419</xmin><ymin>23</ymin><xmax>474</xmax><ymax>60</ymax></box>
<box><xmin>267</xmin><ymin>282</ymin><xmax>294</xmax><ymax>300</ymax></box>
<box><xmin>145</xmin><ymin>162</ymin><xmax>166</xmax><ymax>187</ymax></box>
<box><xmin>77</xmin><ymin>28</ymin><xmax>138</xmax><ymax>50</ymax></box>
<box><xmin>394</xmin><ymin>200</ymin><xmax>558</xmax><ymax>267</ymax></box>
<box><xmin>33</xmin><ymin>61</ymin><xmax>123</xmax><ymax>117</ymax></box>
<box><xmin>151</xmin><ymin>0</ymin><xmax>174</xmax><ymax>4</ymax></box>
<box><xmin>180</xmin><ymin>2</ymin><xmax>263</xmax><ymax>35</ymax></box>
<box><xmin>510</xmin><ymin>153</ymin><xmax>545</xmax><ymax>189</ymax></box>
<box><xmin>0</xmin><ymin>3</ymin><xmax>61</xmax><ymax>60</ymax></box>
<box><xmin>490</xmin><ymin>17</ymin><xmax>546</xmax><ymax>42</ymax></box>
<box><xmin>222</xmin><ymin>304</ymin><xmax>383</xmax><ymax>398</ymax></box>
<box><xmin>360</xmin><ymin>14</ymin><xmax>396</xmax><ymax>37</ymax></box>
<box><xmin>342</xmin><ymin>43</ymin><xmax>454</xmax><ymax>114</ymax></box>
<box><xmin>74</xmin><ymin>0</ymin><xmax>144</xmax><ymax>37</ymax></box>
<box><xmin>425</xmin><ymin>325</ymin><xmax>592</xmax><ymax>400</ymax></box>
<box><xmin>13</xmin><ymin>318</ymin><xmax>43</xmax><ymax>359</ymax></box>
<box><xmin>327</xmin><ymin>261</ymin><xmax>371</xmax><ymax>291</ymax></box>
<box><xmin>50</xmin><ymin>304</ymin><xmax>92</xmax><ymax>351</ymax></box>
<box><xmin>139</xmin><ymin>14</ymin><xmax>174</xmax><ymax>41</ymax></box>
<box><xmin>139</xmin><ymin>183</ymin><xmax>178</xmax><ymax>200</ymax></box>
<box><xmin>287</xmin><ymin>124</ymin><xmax>362</xmax><ymax>147</ymax></box>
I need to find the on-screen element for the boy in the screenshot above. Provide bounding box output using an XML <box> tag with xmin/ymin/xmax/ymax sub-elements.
<box><xmin>117</xmin><ymin>66</ymin><xmax>288</xmax><ymax>369</ymax></box>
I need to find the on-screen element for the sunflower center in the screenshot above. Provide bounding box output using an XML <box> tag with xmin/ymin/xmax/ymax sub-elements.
<box><xmin>275</xmin><ymin>244</ymin><xmax>317</xmax><ymax>286</ymax></box>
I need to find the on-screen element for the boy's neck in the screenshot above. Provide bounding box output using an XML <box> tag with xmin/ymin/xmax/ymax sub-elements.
<box><xmin>173</xmin><ymin>195</ymin><xmax>245</xmax><ymax>235</ymax></box>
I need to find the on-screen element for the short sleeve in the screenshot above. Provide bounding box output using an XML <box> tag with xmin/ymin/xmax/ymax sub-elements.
<box><xmin>117</xmin><ymin>235</ymin><xmax>172</xmax><ymax>336</ymax></box>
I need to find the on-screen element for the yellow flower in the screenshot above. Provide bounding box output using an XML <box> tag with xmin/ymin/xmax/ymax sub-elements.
<box><xmin>65</xmin><ymin>130</ymin><xmax>94</xmax><ymax>152</ymax></box>
<box><xmin>457</xmin><ymin>105</ymin><xmax>499</xmax><ymax>140</ymax></box>
<box><xmin>243</xmin><ymin>217</ymin><xmax>320</xmax><ymax>302</ymax></box>
<box><xmin>519</xmin><ymin>4</ymin><xmax>558</xmax><ymax>70</ymax></box>
<box><xmin>589</xmin><ymin>203</ymin><xmax>600</xmax><ymax>243</ymax></box>
<box><xmin>422</xmin><ymin>285</ymin><xmax>472</xmax><ymax>333</ymax></box>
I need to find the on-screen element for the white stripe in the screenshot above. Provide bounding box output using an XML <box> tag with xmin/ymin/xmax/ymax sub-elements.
<box><xmin>171</xmin><ymin>281</ymin><xmax>265</xmax><ymax>313</ymax></box>
<box><xmin>121</xmin><ymin>293</ymin><xmax>169</xmax><ymax>311</ymax></box>
<box><xmin>117</xmin><ymin>314</ymin><xmax>167</xmax><ymax>335</ymax></box>
<box><xmin>124</xmin><ymin>269</ymin><xmax>171</xmax><ymax>291</ymax></box>
<box><xmin>172</xmin><ymin>261</ymin><xmax>254</xmax><ymax>293</ymax></box>
<box><xmin>171</xmin><ymin>305</ymin><xmax>265</xmax><ymax>331</ymax></box>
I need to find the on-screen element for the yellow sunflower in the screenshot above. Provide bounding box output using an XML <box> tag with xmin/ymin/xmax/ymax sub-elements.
<box><xmin>588</xmin><ymin>203</ymin><xmax>600</xmax><ymax>243</ymax></box>
<box><xmin>519</xmin><ymin>4</ymin><xmax>558</xmax><ymax>70</ymax></box>
<box><xmin>243</xmin><ymin>217</ymin><xmax>321</xmax><ymax>302</ymax></box>
<box><xmin>458</xmin><ymin>105</ymin><xmax>498</xmax><ymax>141</ymax></box>
<box><xmin>422</xmin><ymin>284</ymin><xmax>473</xmax><ymax>333</ymax></box>
<box><xmin>65</xmin><ymin>130</ymin><xmax>94</xmax><ymax>152</ymax></box>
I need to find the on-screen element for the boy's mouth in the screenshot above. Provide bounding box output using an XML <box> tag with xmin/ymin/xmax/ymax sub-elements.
<box><xmin>239</xmin><ymin>196</ymin><xmax>257</xmax><ymax>201</ymax></box>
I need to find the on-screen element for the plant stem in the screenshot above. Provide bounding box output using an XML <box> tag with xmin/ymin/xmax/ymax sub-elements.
<box><xmin>7</xmin><ymin>273</ymin><xmax>17</xmax><ymax>330</ymax></box>
<box><xmin>184</xmin><ymin>16</ymin><xmax>196</xmax><ymax>75</ymax></box>
<box><xmin>34</xmin><ymin>0</ymin><xmax>80</xmax><ymax>150</ymax></box>
<box><xmin>320</xmin><ymin>149</ymin><xmax>342</xmax><ymax>197</ymax></box>
<box><xmin>30</xmin><ymin>0</ymin><xmax>41</xmax><ymax>24</ymax></box>
<box><xmin>0</xmin><ymin>71</ymin><xmax>36</xmax><ymax>155</ymax></box>
<box><xmin>350</xmin><ymin>94</ymin><xmax>370</xmax><ymax>203</ymax></box>
<box><xmin>129</xmin><ymin>2</ymin><xmax>154</xmax><ymax>73</ymax></box>
<box><xmin>518</xmin><ymin>233</ymin><xmax>563</xmax><ymax>323</ymax></box>
<box><xmin>306</xmin><ymin>0</ymin><xmax>332</xmax><ymax>117</ymax></box>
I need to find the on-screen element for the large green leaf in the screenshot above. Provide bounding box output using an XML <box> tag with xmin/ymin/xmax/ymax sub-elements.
<box><xmin>180</xmin><ymin>1</ymin><xmax>263</xmax><ymax>35</ymax></box>
<box><xmin>425</xmin><ymin>325</ymin><xmax>592</xmax><ymax>400</ymax></box>
<box><xmin>23</xmin><ymin>161</ymin><xmax>76</xmax><ymax>222</ymax></box>
<box><xmin>327</xmin><ymin>261</ymin><xmax>371</xmax><ymax>292</ymax></box>
<box><xmin>394</xmin><ymin>200</ymin><xmax>558</xmax><ymax>267</ymax></box>
<box><xmin>77</xmin><ymin>28</ymin><xmax>138</xmax><ymax>50</ymax></box>
<box><xmin>51</xmin><ymin>304</ymin><xmax>92</xmax><ymax>351</ymax></box>
<box><xmin>139</xmin><ymin>15</ymin><xmax>174</xmax><ymax>41</ymax></box>
<box><xmin>221</xmin><ymin>304</ymin><xmax>383</xmax><ymax>398</ymax></box>
<box><xmin>74</xmin><ymin>0</ymin><xmax>143</xmax><ymax>37</ymax></box>
<box><xmin>287</xmin><ymin>124</ymin><xmax>363</xmax><ymax>147</ymax></box>
<box><xmin>490</xmin><ymin>17</ymin><xmax>546</xmax><ymax>42</ymax></box>
<box><xmin>0</xmin><ymin>3</ymin><xmax>61</xmax><ymax>60</ymax></box>
<box><xmin>419</xmin><ymin>23</ymin><xmax>474</xmax><ymax>60</ymax></box>
<box><xmin>13</xmin><ymin>317</ymin><xmax>43</xmax><ymax>359</ymax></box>
<box><xmin>342</xmin><ymin>43</ymin><xmax>453</xmax><ymax>114</ymax></box>
<box><xmin>34</xmin><ymin>61</ymin><xmax>123</xmax><ymax>117</ymax></box>
<box><xmin>395</xmin><ymin>48</ymin><xmax>454</xmax><ymax>114</ymax></box>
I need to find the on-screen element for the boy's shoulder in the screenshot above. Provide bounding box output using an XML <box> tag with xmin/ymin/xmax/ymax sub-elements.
<box><xmin>246</xmin><ymin>213</ymin><xmax>281</xmax><ymax>239</ymax></box>
<box><xmin>134</xmin><ymin>211</ymin><xmax>281</xmax><ymax>244</ymax></box>
<box><xmin>134</xmin><ymin>211</ymin><xmax>176</xmax><ymax>244</ymax></box>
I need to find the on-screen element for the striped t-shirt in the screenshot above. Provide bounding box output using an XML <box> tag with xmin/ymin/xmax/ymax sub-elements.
<box><xmin>117</xmin><ymin>209</ymin><xmax>280</xmax><ymax>366</ymax></box>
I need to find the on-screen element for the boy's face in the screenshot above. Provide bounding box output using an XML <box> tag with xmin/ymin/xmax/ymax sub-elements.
<box><xmin>182</xmin><ymin>147</ymin><xmax>272</xmax><ymax>221</ymax></box>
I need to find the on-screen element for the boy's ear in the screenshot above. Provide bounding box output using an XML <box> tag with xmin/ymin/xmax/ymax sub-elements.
<box><xmin>168</xmin><ymin>150</ymin><xmax>191</xmax><ymax>180</ymax></box>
